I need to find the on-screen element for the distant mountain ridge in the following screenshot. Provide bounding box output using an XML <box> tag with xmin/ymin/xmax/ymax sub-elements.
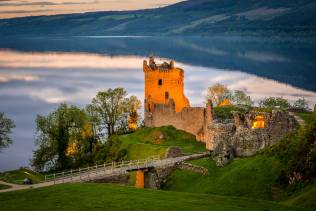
<box><xmin>0</xmin><ymin>0</ymin><xmax>316</xmax><ymax>36</ymax></box>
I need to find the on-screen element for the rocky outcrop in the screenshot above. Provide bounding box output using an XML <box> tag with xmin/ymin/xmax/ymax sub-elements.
<box><xmin>178</xmin><ymin>162</ymin><xmax>208</xmax><ymax>175</ymax></box>
<box><xmin>209</xmin><ymin>110</ymin><xmax>298</xmax><ymax>166</ymax></box>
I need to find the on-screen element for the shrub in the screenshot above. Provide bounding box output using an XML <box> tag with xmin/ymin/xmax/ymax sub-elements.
<box><xmin>259</xmin><ymin>97</ymin><xmax>290</xmax><ymax>110</ymax></box>
<box><xmin>213</xmin><ymin>105</ymin><xmax>247</xmax><ymax>120</ymax></box>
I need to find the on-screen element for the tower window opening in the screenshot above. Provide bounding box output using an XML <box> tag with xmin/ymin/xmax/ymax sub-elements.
<box><xmin>158</xmin><ymin>79</ymin><xmax>162</xmax><ymax>86</ymax></box>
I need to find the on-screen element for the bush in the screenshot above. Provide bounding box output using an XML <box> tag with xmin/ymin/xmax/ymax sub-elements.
<box><xmin>259</xmin><ymin>97</ymin><xmax>290</xmax><ymax>110</ymax></box>
<box><xmin>213</xmin><ymin>105</ymin><xmax>247</xmax><ymax>120</ymax></box>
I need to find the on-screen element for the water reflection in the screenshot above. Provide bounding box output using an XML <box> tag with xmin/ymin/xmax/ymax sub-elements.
<box><xmin>0</xmin><ymin>49</ymin><xmax>315</xmax><ymax>171</ymax></box>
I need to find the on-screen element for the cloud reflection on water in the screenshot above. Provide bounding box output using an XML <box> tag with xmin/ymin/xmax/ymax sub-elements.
<box><xmin>0</xmin><ymin>50</ymin><xmax>315</xmax><ymax>171</ymax></box>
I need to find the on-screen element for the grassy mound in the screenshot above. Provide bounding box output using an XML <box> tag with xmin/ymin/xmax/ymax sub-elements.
<box><xmin>0</xmin><ymin>168</ymin><xmax>44</xmax><ymax>184</ymax></box>
<box><xmin>163</xmin><ymin>156</ymin><xmax>284</xmax><ymax>200</ymax></box>
<box><xmin>0</xmin><ymin>183</ymin><xmax>299</xmax><ymax>211</ymax></box>
<box><xmin>116</xmin><ymin>126</ymin><xmax>206</xmax><ymax>160</ymax></box>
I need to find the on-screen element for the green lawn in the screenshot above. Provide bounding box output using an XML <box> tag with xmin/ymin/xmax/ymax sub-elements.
<box><xmin>0</xmin><ymin>183</ymin><xmax>300</xmax><ymax>211</ymax></box>
<box><xmin>0</xmin><ymin>184</ymin><xmax>10</xmax><ymax>190</ymax></box>
<box><xmin>296</xmin><ymin>112</ymin><xmax>314</xmax><ymax>124</ymax></box>
<box><xmin>163</xmin><ymin>156</ymin><xmax>285</xmax><ymax>200</ymax></box>
<box><xmin>118</xmin><ymin>126</ymin><xmax>206</xmax><ymax>160</ymax></box>
<box><xmin>0</xmin><ymin>168</ymin><xmax>44</xmax><ymax>184</ymax></box>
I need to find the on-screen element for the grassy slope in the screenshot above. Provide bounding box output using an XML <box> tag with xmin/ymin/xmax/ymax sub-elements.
<box><xmin>0</xmin><ymin>183</ymin><xmax>299</xmax><ymax>211</ymax></box>
<box><xmin>118</xmin><ymin>126</ymin><xmax>206</xmax><ymax>160</ymax></box>
<box><xmin>163</xmin><ymin>156</ymin><xmax>284</xmax><ymax>200</ymax></box>
<box><xmin>0</xmin><ymin>168</ymin><xmax>44</xmax><ymax>184</ymax></box>
<box><xmin>282</xmin><ymin>184</ymin><xmax>316</xmax><ymax>210</ymax></box>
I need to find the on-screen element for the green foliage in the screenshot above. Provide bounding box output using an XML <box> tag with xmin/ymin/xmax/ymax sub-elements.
<box><xmin>94</xmin><ymin>136</ymin><xmax>127</xmax><ymax>163</ymax></box>
<box><xmin>292</xmin><ymin>98</ymin><xmax>310</xmax><ymax>111</ymax></box>
<box><xmin>259</xmin><ymin>97</ymin><xmax>290</xmax><ymax>110</ymax></box>
<box><xmin>0</xmin><ymin>112</ymin><xmax>15</xmax><ymax>151</ymax></box>
<box><xmin>233</xmin><ymin>90</ymin><xmax>253</xmax><ymax>106</ymax></box>
<box><xmin>88</xmin><ymin>88</ymin><xmax>141</xmax><ymax>137</ymax></box>
<box><xmin>163</xmin><ymin>156</ymin><xmax>284</xmax><ymax>200</ymax></box>
<box><xmin>0</xmin><ymin>168</ymin><xmax>44</xmax><ymax>184</ymax></box>
<box><xmin>263</xmin><ymin>113</ymin><xmax>316</xmax><ymax>186</ymax></box>
<box><xmin>0</xmin><ymin>183</ymin><xmax>298</xmax><ymax>211</ymax></box>
<box><xmin>32</xmin><ymin>104</ymin><xmax>97</xmax><ymax>171</ymax></box>
<box><xmin>213</xmin><ymin>105</ymin><xmax>247</xmax><ymax>120</ymax></box>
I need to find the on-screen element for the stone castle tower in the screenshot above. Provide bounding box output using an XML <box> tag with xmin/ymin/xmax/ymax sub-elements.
<box><xmin>143</xmin><ymin>57</ymin><xmax>190</xmax><ymax>114</ymax></box>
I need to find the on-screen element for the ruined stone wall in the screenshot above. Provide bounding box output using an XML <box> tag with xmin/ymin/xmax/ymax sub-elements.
<box><xmin>207</xmin><ymin>110</ymin><xmax>299</xmax><ymax>166</ymax></box>
<box><xmin>145</xmin><ymin>101</ymin><xmax>207</xmax><ymax>142</ymax></box>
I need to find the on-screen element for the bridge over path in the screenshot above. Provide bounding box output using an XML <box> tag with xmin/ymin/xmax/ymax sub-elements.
<box><xmin>0</xmin><ymin>152</ymin><xmax>209</xmax><ymax>193</ymax></box>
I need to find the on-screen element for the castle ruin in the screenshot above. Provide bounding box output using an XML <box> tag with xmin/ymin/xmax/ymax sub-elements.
<box><xmin>143</xmin><ymin>57</ymin><xmax>298</xmax><ymax>165</ymax></box>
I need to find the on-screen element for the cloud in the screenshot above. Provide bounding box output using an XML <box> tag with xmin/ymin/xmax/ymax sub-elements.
<box><xmin>0</xmin><ymin>0</ymin><xmax>96</xmax><ymax>7</ymax></box>
<box><xmin>0</xmin><ymin>9</ymin><xmax>52</xmax><ymax>14</ymax></box>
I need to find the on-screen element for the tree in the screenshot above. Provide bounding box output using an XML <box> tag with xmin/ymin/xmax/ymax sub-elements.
<box><xmin>292</xmin><ymin>98</ymin><xmax>310</xmax><ymax>111</ymax></box>
<box><xmin>207</xmin><ymin>83</ymin><xmax>233</xmax><ymax>106</ymax></box>
<box><xmin>89</xmin><ymin>88</ymin><xmax>130</xmax><ymax>137</ymax></box>
<box><xmin>0</xmin><ymin>112</ymin><xmax>15</xmax><ymax>151</ymax></box>
<box><xmin>233</xmin><ymin>90</ymin><xmax>253</xmax><ymax>106</ymax></box>
<box><xmin>32</xmin><ymin>104</ymin><xmax>95</xmax><ymax>171</ymax></box>
<box><xmin>259</xmin><ymin>97</ymin><xmax>290</xmax><ymax>110</ymax></box>
<box><xmin>127</xmin><ymin>96</ymin><xmax>142</xmax><ymax>131</ymax></box>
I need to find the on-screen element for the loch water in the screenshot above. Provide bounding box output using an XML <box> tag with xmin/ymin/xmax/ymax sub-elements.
<box><xmin>0</xmin><ymin>36</ymin><xmax>315</xmax><ymax>171</ymax></box>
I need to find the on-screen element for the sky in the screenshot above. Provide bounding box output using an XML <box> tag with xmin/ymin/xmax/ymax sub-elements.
<box><xmin>0</xmin><ymin>0</ymin><xmax>183</xmax><ymax>19</ymax></box>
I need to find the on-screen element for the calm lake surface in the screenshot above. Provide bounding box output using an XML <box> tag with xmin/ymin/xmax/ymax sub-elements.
<box><xmin>0</xmin><ymin>36</ymin><xmax>316</xmax><ymax>171</ymax></box>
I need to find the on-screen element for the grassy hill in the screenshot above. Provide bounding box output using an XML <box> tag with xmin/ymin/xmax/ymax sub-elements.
<box><xmin>112</xmin><ymin>126</ymin><xmax>206</xmax><ymax>160</ymax></box>
<box><xmin>0</xmin><ymin>168</ymin><xmax>44</xmax><ymax>184</ymax></box>
<box><xmin>0</xmin><ymin>0</ymin><xmax>315</xmax><ymax>37</ymax></box>
<box><xmin>0</xmin><ymin>183</ymin><xmax>300</xmax><ymax>211</ymax></box>
<box><xmin>163</xmin><ymin>156</ymin><xmax>284</xmax><ymax>200</ymax></box>
<box><xmin>163</xmin><ymin>113</ymin><xmax>316</xmax><ymax>210</ymax></box>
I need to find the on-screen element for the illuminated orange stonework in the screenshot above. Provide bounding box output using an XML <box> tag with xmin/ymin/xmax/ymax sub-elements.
<box><xmin>252</xmin><ymin>115</ymin><xmax>266</xmax><ymax>129</ymax></box>
<box><xmin>143</xmin><ymin>57</ymin><xmax>190</xmax><ymax>113</ymax></box>
<box><xmin>135</xmin><ymin>170</ymin><xmax>145</xmax><ymax>188</ymax></box>
<box><xmin>219</xmin><ymin>99</ymin><xmax>232</xmax><ymax>107</ymax></box>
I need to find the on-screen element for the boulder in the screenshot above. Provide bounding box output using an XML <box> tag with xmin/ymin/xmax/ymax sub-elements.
<box><xmin>165</xmin><ymin>147</ymin><xmax>182</xmax><ymax>158</ymax></box>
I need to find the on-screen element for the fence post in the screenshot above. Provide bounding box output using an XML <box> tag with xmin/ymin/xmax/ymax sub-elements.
<box><xmin>45</xmin><ymin>175</ymin><xmax>46</xmax><ymax>181</ymax></box>
<box><xmin>88</xmin><ymin>166</ymin><xmax>90</xmax><ymax>180</ymax></box>
<box><xmin>70</xmin><ymin>169</ymin><xmax>72</xmax><ymax>182</ymax></box>
<box><xmin>79</xmin><ymin>168</ymin><xmax>81</xmax><ymax>181</ymax></box>
<box><xmin>62</xmin><ymin>172</ymin><xmax>64</xmax><ymax>183</ymax></box>
<box><xmin>53</xmin><ymin>173</ymin><xmax>56</xmax><ymax>184</ymax></box>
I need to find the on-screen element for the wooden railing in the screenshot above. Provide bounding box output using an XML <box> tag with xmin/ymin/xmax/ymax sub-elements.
<box><xmin>43</xmin><ymin>152</ymin><xmax>209</xmax><ymax>184</ymax></box>
<box><xmin>44</xmin><ymin>155</ymin><xmax>161</xmax><ymax>183</ymax></box>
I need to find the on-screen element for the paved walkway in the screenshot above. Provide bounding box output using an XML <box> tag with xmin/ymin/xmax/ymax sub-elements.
<box><xmin>0</xmin><ymin>152</ymin><xmax>209</xmax><ymax>193</ymax></box>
